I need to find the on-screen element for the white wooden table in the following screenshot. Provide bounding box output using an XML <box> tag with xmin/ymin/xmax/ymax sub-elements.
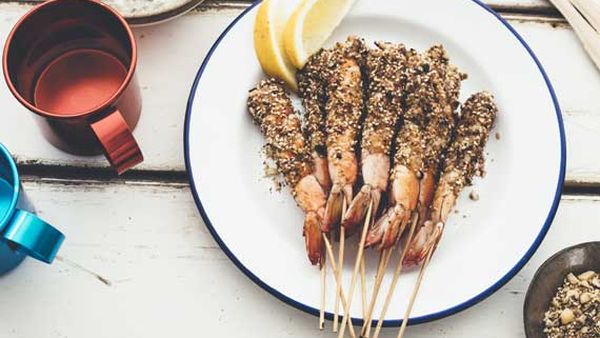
<box><xmin>0</xmin><ymin>1</ymin><xmax>597</xmax><ymax>337</ymax></box>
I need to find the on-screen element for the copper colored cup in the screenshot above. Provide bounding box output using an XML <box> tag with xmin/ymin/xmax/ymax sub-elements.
<box><xmin>3</xmin><ymin>0</ymin><xmax>143</xmax><ymax>174</ymax></box>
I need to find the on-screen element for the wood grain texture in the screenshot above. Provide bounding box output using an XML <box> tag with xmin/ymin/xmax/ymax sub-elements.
<box><xmin>487</xmin><ymin>0</ymin><xmax>555</xmax><ymax>14</ymax></box>
<box><xmin>0</xmin><ymin>179</ymin><xmax>591</xmax><ymax>337</ymax></box>
<box><xmin>0</xmin><ymin>2</ymin><xmax>592</xmax><ymax>337</ymax></box>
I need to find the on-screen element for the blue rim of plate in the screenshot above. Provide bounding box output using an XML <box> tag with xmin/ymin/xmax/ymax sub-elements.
<box><xmin>184</xmin><ymin>0</ymin><xmax>566</xmax><ymax>327</ymax></box>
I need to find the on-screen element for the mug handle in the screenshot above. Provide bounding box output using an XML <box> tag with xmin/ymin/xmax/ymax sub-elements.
<box><xmin>2</xmin><ymin>210</ymin><xmax>65</xmax><ymax>263</ymax></box>
<box><xmin>91</xmin><ymin>109</ymin><xmax>144</xmax><ymax>175</ymax></box>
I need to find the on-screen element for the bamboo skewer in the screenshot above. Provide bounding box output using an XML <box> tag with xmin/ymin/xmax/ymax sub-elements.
<box><xmin>323</xmin><ymin>235</ymin><xmax>357</xmax><ymax>338</ymax></box>
<box><xmin>549</xmin><ymin>0</ymin><xmax>600</xmax><ymax>71</ymax></box>
<box><xmin>361</xmin><ymin>247</ymin><xmax>393</xmax><ymax>337</ymax></box>
<box><xmin>359</xmin><ymin>207</ymin><xmax>382</xmax><ymax>336</ymax></box>
<box><xmin>397</xmin><ymin>242</ymin><xmax>435</xmax><ymax>338</ymax></box>
<box><xmin>371</xmin><ymin>213</ymin><xmax>420</xmax><ymax>338</ymax></box>
<box><xmin>338</xmin><ymin>202</ymin><xmax>373</xmax><ymax>338</ymax></box>
<box><xmin>361</xmin><ymin>249</ymin><xmax>389</xmax><ymax>337</ymax></box>
<box><xmin>319</xmin><ymin>248</ymin><xmax>327</xmax><ymax>330</ymax></box>
<box><xmin>360</xmin><ymin>255</ymin><xmax>367</xmax><ymax>320</ymax></box>
<box><xmin>333</xmin><ymin>243</ymin><xmax>341</xmax><ymax>331</ymax></box>
<box><xmin>333</xmin><ymin>199</ymin><xmax>348</xmax><ymax>332</ymax></box>
<box><xmin>571</xmin><ymin>0</ymin><xmax>600</xmax><ymax>30</ymax></box>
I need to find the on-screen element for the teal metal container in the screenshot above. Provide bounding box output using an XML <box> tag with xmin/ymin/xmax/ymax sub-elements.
<box><xmin>0</xmin><ymin>143</ymin><xmax>64</xmax><ymax>274</ymax></box>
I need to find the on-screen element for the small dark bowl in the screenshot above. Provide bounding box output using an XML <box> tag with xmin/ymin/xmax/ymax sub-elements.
<box><xmin>524</xmin><ymin>242</ymin><xmax>600</xmax><ymax>337</ymax></box>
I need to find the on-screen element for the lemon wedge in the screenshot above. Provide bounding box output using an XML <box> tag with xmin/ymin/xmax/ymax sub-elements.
<box><xmin>283</xmin><ymin>0</ymin><xmax>356</xmax><ymax>69</ymax></box>
<box><xmin>254</xmin><ymin>0</ymin><xmax>302</xmax><ymax>90</ymax></box>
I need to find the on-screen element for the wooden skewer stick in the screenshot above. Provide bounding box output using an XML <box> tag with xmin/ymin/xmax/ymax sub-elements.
<box><xmin>360</xmin><ymin>201</ymin><xmax>378</xmax><ymax>324</ymax></box>
<box><xmin>323</xmin><ymin>234</ymin><xmax>357</xmax><ymax>338</ymax></box>
<box><xmin>372</xmin><ymin>213</ymin><xmax>420</xmax><ymax>338</ymax></box>
<box><xmin>570</xmin><ymin>0</ymin><xmax>600</xmax><ymax>30</ymax></box>
<box><xmin>397</xmin><ymin>243</ymin><xmax>435</xmax><ymax>338</ymax></box>
<box><xmin>361</xmin><ymin>251</ymin><xmax>384</xmax><ymax>338</ymax></box>
<box><xmin>319</xmin><ymin>246</ymin><xmax>327</xmax><ymax>330</ymax></box>
<box><xmin>338</xmin><ymin>202</ymin><xmax>374</xmax><ymax>338</ymax></box>
<box><xmin>333</xmin><ymin>199</ymin><xmax>348</xmax><ymax>332</ymax></box>
<box><xmin>548</xmin><ymin>0</ymin><xmax>600</xmax><ymax>71</ymax></box>
<box><xmin>360</xmin><ymin>201</ymin><xmax>378</xmax><ymax>326</ymax></box>
<box><xmin>361</xmin><ymin>247</ymin><xmax>393</xmax><ymax>338</ymax></box>
<box><xmin>360</xmin><ymin>255</ymin><xmax>367</xmax><ymax>320</ymax></box>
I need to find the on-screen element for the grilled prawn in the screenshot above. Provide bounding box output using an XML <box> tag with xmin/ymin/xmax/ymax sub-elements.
<box><xmin>248</xmin><ymin>78</ymin><xmax>328</xmax><ymax>265</ymax></box>
<box><xmin>297</xmin><ymin>49</ymin><xmax>335</xmax><ymax>191</ymax></box>
<box><xmin>322</xmin><ymin>36</ymin><xmax>368</xmax><ymax>232</ymax></box>
<box><xmin>365</xmin><ymin>45</ymin><xmax>466</xmax><ymax>249</ymax></box>
<box><xmin>417</xmin><ymin>46</ymin><xmax>467</xmax><ymax>224</ymax></box>
<box><xmin>341</xmin><ymin>42</ymin><xmax>412</xmax><ymax>235</ymax></box>
<box><xmin>403</xmin><ymin>91</ymin><xmax>498</xmax><ymax>266</ymax></box>
<box><xmin>363</xmin><ymin>50</ymin><xmax>426</xmax><ymax>249</ymax></box>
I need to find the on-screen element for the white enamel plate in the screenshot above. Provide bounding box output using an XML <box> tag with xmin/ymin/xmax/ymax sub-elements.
<box><xmin>184</xmin><ymin>0</ymin><xmax>565</xmax><ymax>326</ymax></box>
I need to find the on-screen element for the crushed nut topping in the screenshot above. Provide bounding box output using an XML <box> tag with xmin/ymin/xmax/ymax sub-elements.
<box><xmin>297</xmin><ymin>48</ymin><xmax>335</xmax><ymax>158</ymax></box>
<box><xmin>392</xmin><ymin>45</ymin><xmax>466</xmax><ymax>178</ymax></box>
<box><xmin>544</xmin><ymin>271</ymin><xmax>600</xmax><ymax>337</ymax></box>
<box><xmin>469</xmin><ymin>190</ymin><xmax>479</xmax><ymax>201</ymax></box>
<box><xmin>361</xmin><ymin>42</ymin><xmax>411</xmax><ymax>158</ymax></box>
<box><xmin>441</xmin><ymin>91</ymin><xmax>497</xmax><ymax>195</ymax></box>
<box><xmin>421</xmin><ymin>45</ymin><xmax>467</xmax><ymax>172</ymax></box>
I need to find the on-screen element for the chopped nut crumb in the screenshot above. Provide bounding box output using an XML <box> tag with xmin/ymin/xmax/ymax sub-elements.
<box><xmin>469</xmin><ymin>190</ymin><xmax>479</xmax><ymax>201</ymax></box>
<box><xmin>579</xmin><ymin>271</ymin><xmax>596</xmax><ymax>281</ymax></box>
<box><xmin>544</xmin><ymin>271</ymin><xmax>600</xmax><ymax>337</ymax></box>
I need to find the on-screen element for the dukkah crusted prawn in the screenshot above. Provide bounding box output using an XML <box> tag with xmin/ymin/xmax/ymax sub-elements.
<box><xmin>417</xmin><ymin>45</ymin><xmax>467</xmax><ymax>224</ymax></box>
<box><xmin>365</xmin><ymin>121</ymin><xmax>423</xmax><ymax>249</ymax></box>
<box><xmin>341</xmin><ymin>42</ymin><xmax>413</xmax><ymax>235</ymax></box>
<box><xmin>363</xmin><ymin>48</ymin><xmax>428</xmax><ymax>249</ymax></box>
<box><xmin>297</xmin><ymin>48</ymin><xmax>336</xmax><ymax>191</ymax></box>
<box><xmin>248</xmin><ymin>78</ymin><xmax>327</xmax><ymax>266</ymax></box>
<box><xmin>403</xmin><ymin>91</ymin><xmax>497</xmax><ymax>267</ymax></box>
<box><xmin>365</xmin><ymin>45</ymin><xmax>466</xmax><ymax>249</ymax></box>
<box><xmin>322</xmin><ymin>36</ymin><xmax>368</xmax><ymax>232</ymax></box>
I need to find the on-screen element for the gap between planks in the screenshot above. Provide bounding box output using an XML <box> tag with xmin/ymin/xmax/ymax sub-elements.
<box><xmin>16</xmin><ymin>164</ymin><xmax>600</xmax><ymax>197</ymax></box>
<box><xmin>19</xmin><ymin>164</ymin><xmax>189</xmax><ymax>188</ymax></box>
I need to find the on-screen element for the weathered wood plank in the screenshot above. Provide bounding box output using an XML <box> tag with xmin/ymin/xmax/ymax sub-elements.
<box><xmin>0</xmin><ymin>178</ymin><xmax>592</xmax><ymax>337</ymax></box>
<box><xmin>488</xmin><ymin>0</ymin><xmax>555</xmax><ymax>13</ymax></box>
<box><xmin>1</xmin><ymin>4</ymin><xmax>598</xmax><ymax>184</ymax></box>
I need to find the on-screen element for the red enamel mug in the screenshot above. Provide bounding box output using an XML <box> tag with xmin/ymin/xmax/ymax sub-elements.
<box><xmin>3</xmin><ymin>0</ymin><xmax>143</xmax><ymax>174</ymax></box>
